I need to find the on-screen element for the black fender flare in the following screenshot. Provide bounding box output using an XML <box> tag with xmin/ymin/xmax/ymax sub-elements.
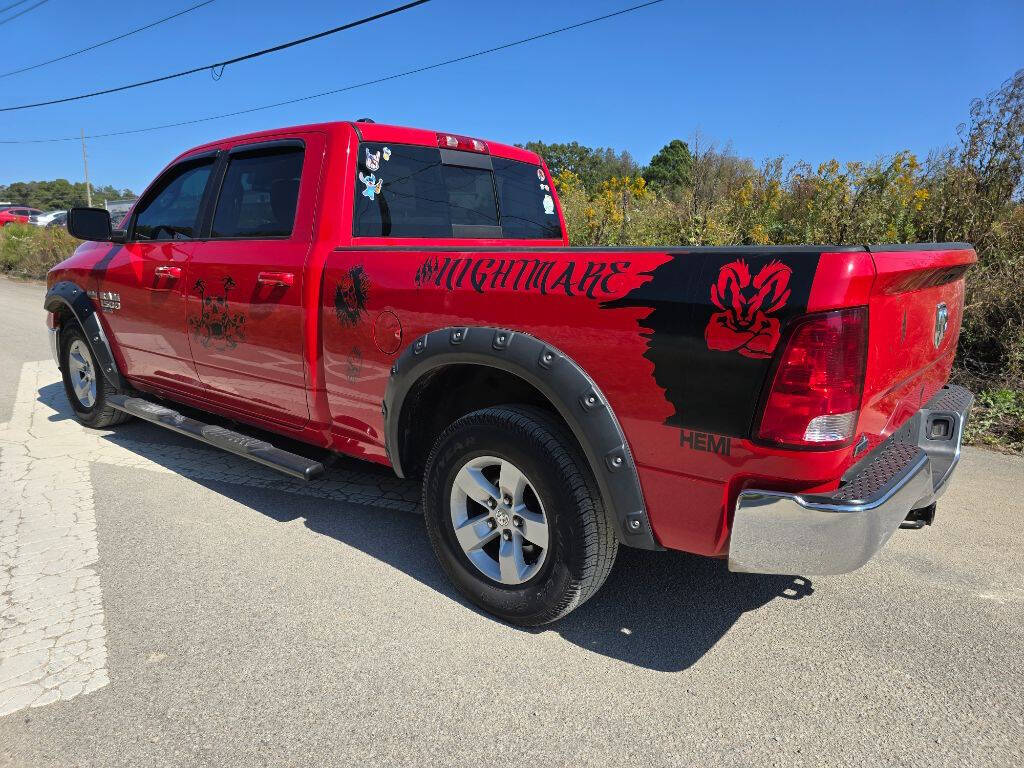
<box><xmin>383</xmin><ymin>326</ymin><xmax>660</xmax><ymax>550</ymax></box>
<box><xmin>43</xmin><ymin>280</ymin><xmax>125</xmax><ymax>390</ymax></box>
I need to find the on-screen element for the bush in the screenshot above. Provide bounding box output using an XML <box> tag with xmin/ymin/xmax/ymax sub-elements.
<box><xmin>0</xmin><ymin>223</ymin><xmax>81</xmax><ymax>280</ymax></box>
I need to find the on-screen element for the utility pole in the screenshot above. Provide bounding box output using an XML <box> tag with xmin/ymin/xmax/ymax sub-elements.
<box><xmin>81</xmin><ymin>128</ymin><xmax>92</xmax><ymax>207</ymax></box>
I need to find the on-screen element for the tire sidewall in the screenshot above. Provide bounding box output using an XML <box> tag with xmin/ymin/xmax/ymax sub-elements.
<box><xmin>60</xmin><ymin>326</ymin><xmax>106</xmax><ymax>425</ymax></box>
<box><xmin>424</xmin><ymin>410</ymin><xmax>593</xmax><ymax>624</ymax></box>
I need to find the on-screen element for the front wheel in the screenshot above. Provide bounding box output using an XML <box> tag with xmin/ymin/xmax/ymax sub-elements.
<box><xmin>59</xmin><ymin>324</ymin><xmax>130</xmax><ymax>429</ymax></box>
<box><xmin>422</xmin><ymin>405</ymin><xmax>617</xmax><ymax>626</ymax></box>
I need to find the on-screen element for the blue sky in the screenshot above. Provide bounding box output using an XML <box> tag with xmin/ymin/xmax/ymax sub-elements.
<box><xmin>1</xmin><ymin>0</ymin><xmax>1022</xmax><ymax>194</ymax></box>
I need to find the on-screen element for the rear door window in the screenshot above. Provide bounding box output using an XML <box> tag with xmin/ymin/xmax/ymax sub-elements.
<box><xmin>211</xmin><ymin>145</ymin><xmax>305</xmax><ymax>238</ymax></box>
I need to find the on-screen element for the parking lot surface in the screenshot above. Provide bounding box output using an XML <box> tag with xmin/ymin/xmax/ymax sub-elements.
<box><xmin>1</xmin><ymin>277</ymin><xmax>1022</xmax><ymax>767</ymax></box>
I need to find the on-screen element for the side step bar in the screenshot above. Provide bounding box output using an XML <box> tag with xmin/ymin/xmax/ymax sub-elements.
<box><xmin>107</xmin><ymin>395</ymin><xmax>325</xmax><ymax>481</ymax></box>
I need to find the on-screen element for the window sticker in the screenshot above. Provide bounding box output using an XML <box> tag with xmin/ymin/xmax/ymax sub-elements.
<box><xmin>539</xmin><ymin>183</ymin><xmax>550</xmax><ymax>191</ymax></box>
<box><xmin>536</xmin><ymin>168</ymin><xmax>545</xmax><ymax>181</ymax></box>
<box><xmin>542</xmin><ymin>194</ymin><xmax>555</xmax><ymax>215</ymax></box>
<box><xmin>365</xmin><ymin>149</ymin><xmax>381</xmax><ymax>171</ymax></box>
<box><xmin>382</xmin><ymin>146</ymin><xmax>392</xmax><ymax>161</ymax></box>
<box><xmin>359</xmin><ymin>172</ymin><xmax>383</xmax><ymax>201</ymax></box>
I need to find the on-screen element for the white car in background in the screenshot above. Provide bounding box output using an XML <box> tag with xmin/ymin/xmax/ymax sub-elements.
<box><xmin>29</xmin><ymin>210</ymin><xmax>68</xmax><ymax>227</ymax></box>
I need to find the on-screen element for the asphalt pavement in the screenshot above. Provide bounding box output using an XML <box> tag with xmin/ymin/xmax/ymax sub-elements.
<box><xmin>1</xmin><ymin>276</ymin><xmax>1022</xmax><ymax>767</ymax></box>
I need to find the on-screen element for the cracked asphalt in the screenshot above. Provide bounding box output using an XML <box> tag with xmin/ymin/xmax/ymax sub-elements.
<box><xmin>1</xmin><ymin>276</ymin><xmax>1022</xmax><ymax>767</ymax></box>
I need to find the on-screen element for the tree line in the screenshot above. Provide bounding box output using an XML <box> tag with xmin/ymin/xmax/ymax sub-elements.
<box><xmin>0</xmin><ymin>179</ymin><xmax>136</xmax><ymax>211</ymax></box>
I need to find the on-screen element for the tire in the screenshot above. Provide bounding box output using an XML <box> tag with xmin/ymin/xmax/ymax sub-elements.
<box><xmin>422</xmin><ymin>405</ymin><xmax>617</xmax><ymax>626</ymax></box>
<box><xmin>59</xmin><ymin>324</ymin><xmax>131</xmax><ymax>429</ymax></box>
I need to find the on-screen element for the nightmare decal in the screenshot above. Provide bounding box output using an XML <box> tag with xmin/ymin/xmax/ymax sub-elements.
<box><xmin>413</xmin><ymin>255</ymin><xmax>631</xmax><ymax>298</ymax></box>
<box><xmin>359</xmin><ymin>172</ymin><xmax>383</xmax><ymax>201</ymax></box>
<box><xmin>680</xmin><ymin>429</ymin><xmax>732</xmax><ymax>456</ymax></box>
<box><xmin>189</xmin><ymin>277</ymin><xmax>246</xmax><ymax>351</ymax></box>
<box><xmin>334</xmin><ymin>265</ymin><xmax>370</xmax><ymax>327</ymax></box>
<box><xmin>705</xmin><ymin>259</ymin><xmax>791</xmax><ymax>359</ymax></box>
<box><xmin>604</xmin><ymin>251</ymin><xmax>819</xmax><ymax>438</ymax></box>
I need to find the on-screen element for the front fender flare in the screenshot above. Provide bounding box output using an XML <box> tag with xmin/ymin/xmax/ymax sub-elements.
<box><xmin>43</xmin><ymin>280</ymin><xmax>125</xmax><ymax>390</ymax></box>
<box><xmin>383</xmin><ymin>327</ymin><xmax>660</xmax><ymax>550</ymax></box>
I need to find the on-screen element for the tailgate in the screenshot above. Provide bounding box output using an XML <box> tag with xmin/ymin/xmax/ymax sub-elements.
<box><xmin>857</xmin><ymin>244</ymin><xmax>977</xmax><ymax>445</ymax></box>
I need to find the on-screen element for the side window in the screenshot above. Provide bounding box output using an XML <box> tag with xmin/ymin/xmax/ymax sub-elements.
<box><xmin>211</xmin><ymin>146</ymin><xmax>305</xmax><ymax>238</ymax></box>
<box><xmin>132</xmin><ymin>159</ymin><xmax>215</xmax><ymax>241</ymax></box>
<box><xmin>492</xmin><ymin>157</ymin><xmax>563</xmax><ymax>239</ymax></box>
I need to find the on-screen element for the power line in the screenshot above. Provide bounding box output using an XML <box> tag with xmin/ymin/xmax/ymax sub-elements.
<box><xmin>0</xmin><ymin>1</ymin><xmax>667</xmax><ymax>144</ymax></box>
<box><xmin>0</xmin><ymin>0</ymin><xmax>216</xmax><ymax>80</ymax></box>
<box><xmin>0</xmin><ymin>0</ymin><xmax>50</xmax><ymax>27</ymax></box>
<box><xmin>0</xmin><ymin>0</ymin><xmax>33</xmax><ymax>13</ymax></box>
<box><xmin>0</xmin><ymin>0</ymin><xmax>432</xmax><ymax>112</ymax></box>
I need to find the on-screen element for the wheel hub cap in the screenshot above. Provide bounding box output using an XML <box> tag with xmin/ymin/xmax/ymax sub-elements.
<box><xmin>67</xmin><ymin>339</ymin><xmax>97</xmax><ymax>409</ymax></box>
<box><xmin>449</xmin><ymin>455</ymin><xmax>549</xmax><ymax>586</ymax></box>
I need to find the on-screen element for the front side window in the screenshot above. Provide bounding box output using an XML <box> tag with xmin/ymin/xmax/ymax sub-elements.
<box><xmin>133</xmin><ymin>159</ymin><xmax>214</xmax><ymax>241</ymax></box>
<box><xmin>211</xmin><ymin>146</ymin><xmax>305</xmax><ymax>238</ymax></box>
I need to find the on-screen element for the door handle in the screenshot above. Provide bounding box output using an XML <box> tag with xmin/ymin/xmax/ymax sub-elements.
<box><xmin>257</xmin><ymin>271</ymin><xmax>295</xmax><ymax>287</ymax></box>
<box><xmin>154</xmin><ymin>265</ymin><xmax>182</xmax><ymax>279</ymax></box>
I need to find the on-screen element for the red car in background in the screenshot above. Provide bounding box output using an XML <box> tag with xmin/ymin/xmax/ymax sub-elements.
<box><xmin>0</xmin><ymin>206</ymin><xmax>43</xmax><ymax>226</ymax></box>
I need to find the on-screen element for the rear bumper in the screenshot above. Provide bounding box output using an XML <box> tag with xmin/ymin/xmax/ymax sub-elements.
<box><xmin>728</xmin><ymin>385</ymin><xmax>973</xmax><ymax>575</ymax></box>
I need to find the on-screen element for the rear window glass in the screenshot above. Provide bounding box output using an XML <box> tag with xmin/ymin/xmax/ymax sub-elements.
<box><xmin>492</xmin><ymin>157</ymin><xmax>562</xmax><ymax>239</ymax></box>
<box><xmin>211</xmin><ymin>146</ymin><xmax>304</xmax><ymax>238</ymax></box>
<box><xmin>352</xmin><ymin>143</ymin><xmax>561</xmax><ymax>240</ymax></box>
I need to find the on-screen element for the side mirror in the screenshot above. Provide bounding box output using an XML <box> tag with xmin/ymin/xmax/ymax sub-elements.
<box><xmin>67</xmin><ymin>207</ymin><xmax>116</xmax><ymax>242</ymax></box>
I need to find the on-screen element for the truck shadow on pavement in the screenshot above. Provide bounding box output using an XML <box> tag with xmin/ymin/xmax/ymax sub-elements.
<box><xmin>39</xmin><ymin>382</ymin><xmax>814</xmax><ymax>673</ymax></box>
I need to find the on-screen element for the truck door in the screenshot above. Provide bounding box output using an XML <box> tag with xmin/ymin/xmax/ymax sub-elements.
<box><xmin>185</xmin><ymin>134</ymin><xmax>324</xmax><ymax>428</ymax></box>
<box><xmin>97</xmin><ymin>153</ymin><xmax>218</xmax><ymax>393</ymax></box>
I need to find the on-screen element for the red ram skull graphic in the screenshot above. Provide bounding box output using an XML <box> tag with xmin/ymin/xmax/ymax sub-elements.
<box><xmin>705</xmin><ymin>259</ymin><xmax>792</xmax><ymax>359</ymax></box>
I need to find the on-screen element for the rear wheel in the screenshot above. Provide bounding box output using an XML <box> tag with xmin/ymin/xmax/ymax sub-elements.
<box><xmin>59</xmin><ymin>324</ymin><xmax>130</xmax><ymax>428</ymax></box>
<box><xmin>422</xmin><ymin>405</ymin><xmax>617</xmax><ymax>626</ymax></box>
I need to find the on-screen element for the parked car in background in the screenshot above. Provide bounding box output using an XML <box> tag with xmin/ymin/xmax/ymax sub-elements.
<box><xmin>0</xmin><ymin>206</ymin><xmax>43</xmax><ymax>226</ymax></box>
<box><xmin>48</xmin><ymin>211</ymin><xmax>68</xmax><ymax>228</ymax></box>
<box><xmin>29</xmin><ymin>210</ymin><xmax>68</xmax><ymax>227</ymax></box>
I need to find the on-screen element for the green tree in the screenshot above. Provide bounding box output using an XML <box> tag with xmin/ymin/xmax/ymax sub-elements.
<box><xmin>643</xmin><ymin>139</ymin><xmax>693</xmax><ymax>194</ymax></box>
<box><xmin>518</xmin><ymin>141</ymin><xmax>638</xmax><ymax>190</ymax></box>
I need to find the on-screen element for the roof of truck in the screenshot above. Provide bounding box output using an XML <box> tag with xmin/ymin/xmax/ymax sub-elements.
<box><xmin>176</xmin><ymin>120</ymin><xmax>541</xmax><ymax>166</ymax></box>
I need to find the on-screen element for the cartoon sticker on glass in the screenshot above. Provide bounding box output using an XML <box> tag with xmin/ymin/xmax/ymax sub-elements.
<box><xmin>359</xmin><ymin>172</ymin><xmax>383</xmax><ymax>201</ymax></box>
<box><xmin>536</xmin><ymin>168</ymin><xmax>545</xmax><ymax>181</ymax></box>
<box><xmin>382</xmin><ymin>146</ymin><xmax>392</xmax><ymax>161</ymax></box>
<box><xmin>542</xmin><ymin>194</ymin><xmax>555</xmax><ymax>215</ymax></box>
<box><xmin>365</xmin><ymin>149</ymin><xmax>381</xmax><ymax>171</ymax></box>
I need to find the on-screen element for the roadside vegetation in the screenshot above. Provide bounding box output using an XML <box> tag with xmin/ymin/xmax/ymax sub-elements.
<box><xmin>2</xmin><ymin>72</ymin><xmax>1021</xmax><ymax>450</ymax></box>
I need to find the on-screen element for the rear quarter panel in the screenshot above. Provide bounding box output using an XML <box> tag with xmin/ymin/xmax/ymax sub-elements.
<box><xmin>321</xmin><ymin>246</ymin><xmax>863</xmax><ymax>555</ymax></box>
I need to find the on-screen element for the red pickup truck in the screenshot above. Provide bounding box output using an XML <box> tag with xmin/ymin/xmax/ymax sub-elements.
<box><xmin>46</xmin><ymin>120</ymin><xmax>975</xmax><ymax>625</ymax></box>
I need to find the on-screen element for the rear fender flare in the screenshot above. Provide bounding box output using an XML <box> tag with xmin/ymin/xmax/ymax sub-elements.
<box><xmin>383</xmin><ymin>326</ymin><xmax>660</xmax><ymax>550</ymax></box>
<box><xmin>43</xmin><ymin>280</ymin><xmax>125</xmax><ymax>390</ymax></box>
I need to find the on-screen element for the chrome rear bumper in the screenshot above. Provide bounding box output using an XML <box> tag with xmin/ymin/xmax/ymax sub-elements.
<box><xmin>728</xmin><ymin>385</ymin><xmax>973</xmax><ymax>575</ymax></box>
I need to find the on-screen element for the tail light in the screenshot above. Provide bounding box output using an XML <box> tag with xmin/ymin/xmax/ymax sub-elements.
<box><xmin>436</xmin><ymin>133</ymin><xmax>488</xmax><ymax>153</ymax></box>
<box><xmin>757</xmin><ymin>308</ymin><xmax>868</xmax><ymax>448</ymax></box>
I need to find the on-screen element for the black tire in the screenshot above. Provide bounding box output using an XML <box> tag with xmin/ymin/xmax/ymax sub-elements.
<box><xmin>59</xmin><ymin>324</ymin><xmax>131</xmax><ymax>429</ymax></box>
<box><xmin>422</xmin><ymin>405</ymin><xmax>617</xmax><ymax>626</ymax></box>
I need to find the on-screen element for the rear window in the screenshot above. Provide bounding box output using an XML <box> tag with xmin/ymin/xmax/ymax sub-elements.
<box><xmin>352</xmin><ymin>142</ymin><xmax>561</xmax><ymax>240</ymax></box>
